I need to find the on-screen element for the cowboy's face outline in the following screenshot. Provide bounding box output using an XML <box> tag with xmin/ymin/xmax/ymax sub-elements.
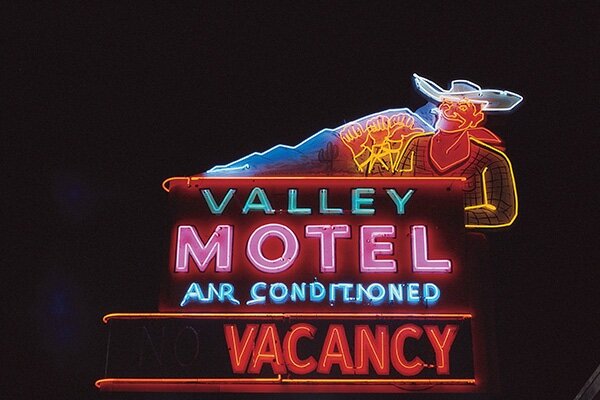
<box><xmin>435</xmin><ymin>99</ymin><xmax>484</xmax><ymax>133</ymax></box>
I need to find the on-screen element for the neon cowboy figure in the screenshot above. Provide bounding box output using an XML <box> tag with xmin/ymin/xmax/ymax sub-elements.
<box><xmin>204</xmin><ymin>73</ymin><xmax>522</xmax><ymax>229</ymax></box>
<box><xmin>396</xmin><ymin>74</ymin><xmax>523</xmax><ymax>228</ymax></box>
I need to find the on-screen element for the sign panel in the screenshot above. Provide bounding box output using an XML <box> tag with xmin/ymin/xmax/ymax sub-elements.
<box><xmin>101</xmin><ymin>315</ymin><xmax>474</xmax><ymax>386</ymax></box>
<box><xmin>161</xmin><ymin>177</ymin><xmax>467</xmax><ymax>314</ymax></box>
<box><xmin>98</xmin><ymin>73</ymin><xmax>522</xmax><ymax>394</ymax></box>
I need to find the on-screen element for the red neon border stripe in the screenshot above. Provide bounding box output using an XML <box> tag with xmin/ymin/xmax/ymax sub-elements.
<box><xmin>102</xmin><ymin>312</ymin><xmax>472</xmax><ymax>324</ymax></box>
<box><xmin>96</xmin><ymin>377</ymin><xmax>475</xmax><ymax>388</ymax></box>
<box><xmin>162</xmin><ymin>176</ymin><xmax>466</xmax><ymax>192</ymax></box>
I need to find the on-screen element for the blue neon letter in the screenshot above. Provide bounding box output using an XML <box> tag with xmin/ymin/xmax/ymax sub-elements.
<box><xmin>386</xmin><ymin>189</ymin><xmax>414</xmax><ymax>215</ymax></box>
<box><xmin>423</xmin><ymin>283</ymin><xmax>440</xmax><ymax>306</ymax></box>
<box><xmin>288</xmin><ymin>189</ymin><xmax>312</xmax><ymax>215</ymax></box>
<box><xmin>406</xmin><ymin>283</ymin><xmax>420</xmax><ymax>304</ymax></box>
<box><xmin>319</xmin><ymin>189</ymin><xmax>343</xmax><ymax>214</ymax></box>
<box><xmin>242</xmin><ymin>188</ymin><xmax>275</xmax><ymax>214</ymax></box>
<box><xmin>352</xmin><ymin>188</ymin><xmax>375</xmax><ymax>215</ymax></box>
<box><xmin>201</xmin><ymin>189</ymin><xmax>236</xmax><ymax>215</ymax></box>
<box><xmin>246</xmin><ymin>282</ymin><xmax>267</xmax><ymax>305</ymax></box>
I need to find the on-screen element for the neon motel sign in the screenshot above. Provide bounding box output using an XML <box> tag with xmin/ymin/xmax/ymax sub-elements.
<box><xmin>97</xmin><ymin>74</ymin><xmax>521</xmax><ymax>393</ymax></box>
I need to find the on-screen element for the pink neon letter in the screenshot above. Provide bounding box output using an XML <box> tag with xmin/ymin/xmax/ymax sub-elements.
<box><xmin>411</xmin><ymin>225</ymin><xmax>451</xmax><ymax>273</ymax></box>
<box><xmin>247</xmin><ymin>223</ymin><xmax>299</xmax><ymax>273</ymax></box>
<box><xmin>360</xmin><ymin>225</ymin><xmax>397</xmax><ymax>273</ymax></box>
<box><xmin>305</xmin><ymin>224</ymin><xmax>351</xmax><ymax>273</ymax></box>
<box><xmin>175</xmin><ymin>225</ymin><xmax>232</xmax><ymax>273</ymax></box>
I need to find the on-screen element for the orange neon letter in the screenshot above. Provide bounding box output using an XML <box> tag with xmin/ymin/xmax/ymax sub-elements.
<box><xmin>354</xmin><ymin>325</ymin><xmax>389</xmax><ymax>375</ymax></box>
<box><xmin>223</xmin><ymin>324</ymin><xmax>258</xmax><ymax>374</ymax></box>
<box><xmin>424</xmin><ymin>324</ymin><xmax>459</xmax><ymax>375</ymax></box>
<box><xmin>390</xmin><ymin>323</ymin><xmax>424</xmax><ymax>376</ymax></box>
<box><xmin>283</xmin><ymin>323</ymin><xmax>318</xmax><ymax>374</ymax></box>
<box><xmin>317</xmin><ymin>324</ymin><xmax>354</xmax><ymax>375</ymax></box>
<box><xmin>247</xmin><ymin>323</ymin><xmax>287</xmax><ymax>374</ymax></box>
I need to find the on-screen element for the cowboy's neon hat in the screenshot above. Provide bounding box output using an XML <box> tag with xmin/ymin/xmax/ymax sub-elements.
<box><xmin>413</xmin><ymin>73</ymin><xmax>523</xmax><ymax>112</ymax></box>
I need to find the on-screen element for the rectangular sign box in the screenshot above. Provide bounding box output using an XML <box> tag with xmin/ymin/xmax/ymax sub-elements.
<box><xmin>98</xmin><ymin>177</ymin><xmax>493</xmax><ymax>394</ymax></box>
<box><xmin>98</xmin><ymin>314</ymin><xmax>474</xmax><ymax>393</ymax></box>
<box><xmin>160</xmin><ymin>177</ymin><xmax>469</xmax><ymax>314</ymax></box>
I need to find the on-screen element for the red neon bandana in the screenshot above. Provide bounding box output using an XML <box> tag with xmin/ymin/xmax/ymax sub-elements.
<box><xmin>429</xmin><ymin>100</ymin><xmax>503</xmax><ymax>172</ymax></box>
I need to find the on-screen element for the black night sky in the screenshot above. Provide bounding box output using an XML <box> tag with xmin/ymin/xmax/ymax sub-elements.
<box><xmin>5</xmin><ymin>2</ymin><xmax>599</xmax><ymax>400</ymax></box>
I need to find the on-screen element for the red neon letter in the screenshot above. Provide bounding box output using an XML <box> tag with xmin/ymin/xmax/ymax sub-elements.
<box><xmin>247</xmin><ymin>223</ymin><xmax>299</xmax><ymax>273</ymax></box>
<box><xmin>175</xmin><ymin>225</ymin><xmax>232</xmax><ymax>273</ymax></box>
<box><xmin>247</xmin><ymin>324</ymin><xmax>287</xmax><ymax>374</ymax></box>
<box><xmin>283</xmin><ymin>323</ymin><xmax>318</xmax><ymax>374</ymax></box>
<box><xmin>390</xmin><ymin>324</ymin><xmax>424</xmax><ymax>376</ymax></box>
<box><xmin>223</xmin><ymin>324</ymin><xmax>258</xmax><ymax>374</ymax></box>
<box><xmin>317</xmin><ymin>324</ymin><xmax>354</xmax><ymax>374</ymax></box>
<box><xmin>305</xmin><ymin>224</ymin><xmax>351</xmax><ymax>273</ymax></box>
<box><xmin>411</xmin><ymin>225</ymin><xmax>452</xmax><ymax>273</ymax></box>
<box><xmin>424</xmin><ymin>324</ymin><xmax>459</xmax><ymax>375</ymax></box>
<box><xmin>354</xmin><ymin>325</ymin><xmax>389</xmax><ymax>375</ymax></box>
<box><xmin>360</xmin><ymin>225</ymin><xmax>397</xmax><ymax>272</ymax></box>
